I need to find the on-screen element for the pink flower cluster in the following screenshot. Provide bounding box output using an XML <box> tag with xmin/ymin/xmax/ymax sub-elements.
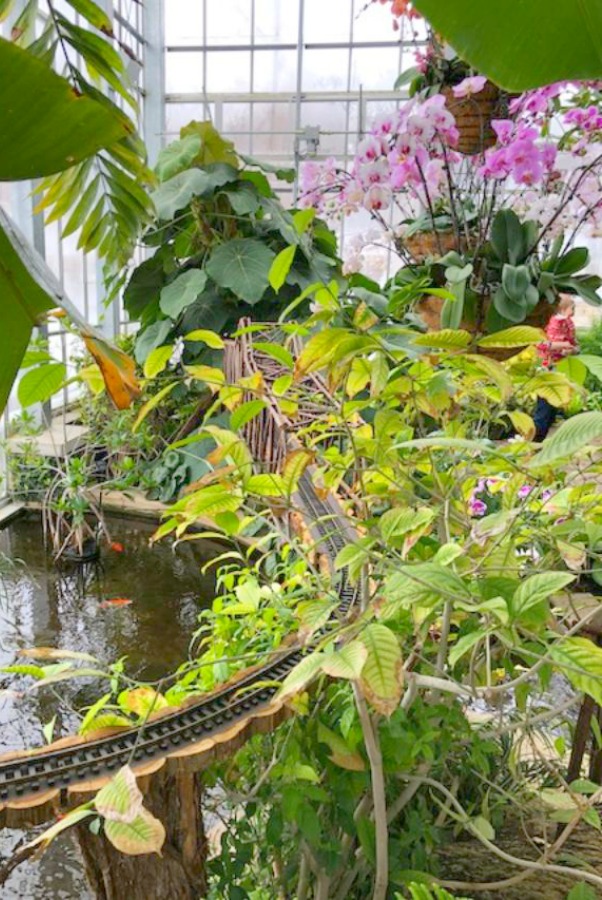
<box><xmin>300</xmin><ymin>82</ymin><xmax>602</xmax><ymax>253</ymax></box>
<box><xmin>300</xmin><ymin>95</ymin><xmax>460</xmax><ymax>215</ymax></box>
<box><xmin>509</xmin><ymin>83</ymin><xmax>566</xmax><ymax>121</ymax></box>
<box><xmin>480</xmin><ymin>120</ymin><xmax>557</xmax><ymax>186</ymax></box>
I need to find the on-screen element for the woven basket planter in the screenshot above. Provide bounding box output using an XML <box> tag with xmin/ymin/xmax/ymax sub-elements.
<box><xmin>442</xmin><ymin>81</ymin><xmax>506</xmax><ymax>155</ymax></box>
<box><xmin>415</xmin><ymin>294</ymin><xmax>555</xmax><ymax>360</ymax></box>
<box><xmin>403</xmin><ymin>229</ymin><xmax>464</xmax><ymax>263</ymax></box>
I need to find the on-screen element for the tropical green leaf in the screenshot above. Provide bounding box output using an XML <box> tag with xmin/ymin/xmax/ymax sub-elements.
<box><xmin>253</xmin><ymin>342</ymin><xmax>294</xmax><ymax>369</ymax></box>
<box><xmin>134</xmin><ymin>320</ymin><xmax>173</xmax><ymax>365</ymax></box>
<box><xmin>294</xmin><ymin>328</ymin><xmax>353</xmax><ymax>378</ymax></box>
<box><xmin>527</xmin><ymin>371</ymin><xmax>574</xmax><ymax>407</ymax></box>
<box><xmin>297</xmin><ymin>599</ymin><xmax>337</xmax><ymax>643</ymax></box>
<box><xmin>463</xmin><ymin>354</ymin><xmax>513</xmax><ymax>401</ymax></box>
<box><xmin>579</xmin><ymin>354</ymin><xmax>602</xmax><ymax>383</ymax></box>
<box><xmin>282</xmin><ymin>448</ymin><xmax>314</xmax><ymax>495</ymax></box>
<box><xmin>183</xmin><ymin>329</ymin><xmax>225</xmax><ymax>349</ymax></box>
<box><xmin>143</xmin><ymin>345</ymin><xmax>173</xmax><ymax>379</ymax></box>
<box><xmin>321</xmin><ymin>641</ymin><xmax>368</xmax><ymax>680</ymax></box>
<box><xmin>556</xmin><ymin>355</ymin><xmax>588</xmax><ymax>386</ymax></box>
<box><xmin>0</xmin><ymin>36</ymin><xmax>126</xmax><ymax>180</ymax></box>
<box><xmin>279</xmin><ymin>652</ymin><xmax>325</xmax><ymax>700</ymax></box>
<box><xmin>477</xmin><ymin>326</ymin><xmax>545</xmax><ymax>348</ymax></box>
<box><xmin>412</xmin><ymin>329</ymin><xmax>472</xmax><ymax>350</ymax></box>
<box><xmin>180</xmin><ymin>120</ymin><xmax>239</xmax><ymax>167</ymax></box>
<box><xmin>551</xmin><ymin>637</ymin><xmax>602</xmax><ymax>706</ymax></box>
<box><xmin>381</xmin><ymin>563</ymin><xmax>470</xmax><ymax>617</ymax></box>
<box><xmin>17</xmin><ymin>362</ymin><xmax>66</xmax><ymax>407</ymax></box>
<box><xmin>0</xmin><ymin>207</ymin><xmax>137</xmax><ymax>414</ymax></box>
<box><xmin>160</xmin><ymin>270</ymin><xmax>208</xmax><ymax>319</ymax></box>
<box><xmin>206</xmin><ymin>238</ymin><xmax>275</xmax><ymax>305</ymax></box>
<box><xmin>379</xmin><ymin>507</ymin><xmax>435</xmax><ymax>545</ymax></box>
<box><xmin>155</xmin><ymin>134</ymin><xmax>202</xmax><ymax>182</ymax></box>
<box><xmin>246</xmin><ymin>473</ymin><xmax>286</xmax><ymax>497</ymax></box>
<box><xmin>133</xmin><ymin>382</ymin><xmax>178</xmax><ymax>432</ymax></box>
<box><xmin>359</xmin><ymin>623</ymin><xmax>404</xmax><ymax>716</ymax></box>
<box><xmin>240</xmin><ymin>153</ymin><xmax>295</xmax><ymax>183</ymax></box>
<box><xmin>151</xmin><ymin>164</ymin><xmax>236</xmax><ymax>220</ymax></box>
<box><xmin>511</xmin><ymin>572</ymin><xmax>575</xmax><ymax>618</ymax></box>
<box><xmin>230</xmin><ymin>399</ymin><xmax>268</xmax><ymax>431</ymax></box>
<box><xmin>269</xmin><ymin>245</ymin><xmax>296</xmax><ymax>292</ymax></box>
<box><xmin>529</xmin><ymin>412</ymin><xmax>602</xmax><ymax>467</ymax></box>
<box><xmin>412</xmin><ymin>0</ymin><xmax>602</xmax><ymax>90</ymax></box>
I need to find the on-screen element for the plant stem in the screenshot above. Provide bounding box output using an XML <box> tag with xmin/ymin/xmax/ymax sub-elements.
<box><xmin>353</xmin><ymin>683</ymin><xmax>388</xmax><ymax>900</ymax></box>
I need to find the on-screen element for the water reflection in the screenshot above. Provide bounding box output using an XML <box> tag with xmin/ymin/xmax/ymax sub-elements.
<box><xmin>0</xmin><ymin>512</ymin><xmax>220</xmax><ymax>899</ymax></box>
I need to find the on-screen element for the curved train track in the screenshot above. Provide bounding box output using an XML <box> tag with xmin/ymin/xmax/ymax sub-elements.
<box><xmin>0</xmin><ymin>325</ymin><xmax>356</xmax><ymax>807</ymax></box>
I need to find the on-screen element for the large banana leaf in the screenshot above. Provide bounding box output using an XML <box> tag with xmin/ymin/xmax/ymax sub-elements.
<box><xmin>0</xmin><ymin>207</ymin><xmax>139</xmax><ymax>412</ymax></box>
<box><xmin>0</xmin><ymin>35</ymin><xmax>128</xmax><ymax>180</ymax></box>
<box><xmin>413</xmin><ymin>0</ymin><xmax>602</xmax><ymax>90</ymax></box>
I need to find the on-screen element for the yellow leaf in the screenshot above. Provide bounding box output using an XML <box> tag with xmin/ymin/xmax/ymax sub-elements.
<box><xmin>83</xmin><ymin>333</ymin><xmax>140</xmax><ymax>410</ymax></box>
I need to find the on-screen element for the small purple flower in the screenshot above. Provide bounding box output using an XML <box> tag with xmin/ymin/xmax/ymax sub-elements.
<box><xmin>517</xmin><ymin>485</ymin><xmax>533</xmax><ymax>500</ymax></box>
<box><xmin>469</xmin><ymin>499</ymin><xmax>487</xmax><ymax>517</ymax></box>
<box><xmin>452</xmin><ymin>75</ymin><xmax>487</xmax><ymax>99</ymax></box>
<box><xmin>541</xmin><ymin>489</ymin><xmax>553</xmax><ymax>502</ymax></box>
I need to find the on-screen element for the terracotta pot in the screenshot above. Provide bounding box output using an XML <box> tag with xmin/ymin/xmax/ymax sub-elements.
<box><xmin>403</xmin><ymin>229</ymin><xmax>464</xmax><ymax>263</ymax></box>
<box><xmin>415</xmin><ymin>294</ymin><xmax>555</xmax><ymax>360</ymax></box>
<box><xmin>441</xmin><ymin>81</ymin><xmax>508</xmax><ymax>155</ymax></box>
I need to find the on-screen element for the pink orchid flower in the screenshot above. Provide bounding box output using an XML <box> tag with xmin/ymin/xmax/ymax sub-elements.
<box><xmin>452</xmin><ymin>75</ymin><xmax>487</xmax><ymax>99</ymax></box>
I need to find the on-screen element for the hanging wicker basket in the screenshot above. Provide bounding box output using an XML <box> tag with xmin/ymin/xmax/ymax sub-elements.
<box><xmin>441</xmin><ymin>81</ymin><xmax>507</xmax><ymax>155</ymax></box>
<box><xmin>415</xmin><ymin>294</ymin><xmax>555</xmax><ymax>360</ymax></box>
<box><xmin>402</xmin><ymin>229</ymin><xmax>464</xmax><ymax>264</ymax></box>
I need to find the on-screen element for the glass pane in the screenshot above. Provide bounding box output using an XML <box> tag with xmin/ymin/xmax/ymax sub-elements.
<box><xmin>350</xmin><ymin>47</ymin><xmax>401</xmax><ymax>90</ymax></box>
<box><xmin>302</xmin><ymin>49</ymin><xmax>350</xmax><ymax>91</ymax></box>
<box><xmin>206</xmin><ymin>0</ymin><xmax>251</xmax><ymax>45</ymax></box>
<box><xmin>222</xmin><ymin>103</ymin><xmax>252</xmax><ymax>133</ymax></box>
<box><xmin>165</xmin><ymin>52</ymin><xmax>205</xmax><ymax>93</ymax></box>
<box><xmin>165</xmin><ymin>103</ymin><xmax>212</xmax><ymax>139</ymax></box>
<box><xmin>304</xmin><ymin>0</ymin><xmax>353</xmax><ymax>43</ymax></box>
<box><xmin>254</xmin><ymin>0</ymin><xmax>300</xmax><ymax>45</ymax></box>
<box><xmin>206</xmin><ymin>52</ymin><xmax>252</xmax><ymax>92</ymax></box>
<box><xmin>222</xmin><ymin>132</ymin><xmax>252</xmax><ymax>153</ymax></box>
<box><xmin>165</xmin><ymin>0</ymin><xmax>204</xmax><ymax>45</ymax></box>
<box><xmin>254</xmin><ymin>49</ymin><xmax>298</xmax><ymax>92</ymax></box>
<box><xmin>251</xmin><ymin>129</ymin><xmax>294</xmax><ymax>157</ymax></box>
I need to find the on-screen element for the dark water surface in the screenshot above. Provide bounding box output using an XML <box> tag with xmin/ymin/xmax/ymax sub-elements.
<box><xmin>0</xmin><ymin>512</ymin><xmax>220</xmax><ymax>899</ymax></box>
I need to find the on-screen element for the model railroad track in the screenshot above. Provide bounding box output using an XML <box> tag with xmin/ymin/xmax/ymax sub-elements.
<box><xmin>0</xmin><ymin>328</ymin><xmax>357</xmax><ymax>805</ymax></box>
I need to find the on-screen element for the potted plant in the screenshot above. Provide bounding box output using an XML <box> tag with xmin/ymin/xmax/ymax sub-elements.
<box><xmin>300</xmin><ymin>85</ymin><xmax>602</xmax><ymax>338</ymax></box>
<box><xmin>43</xmin><ymin>456</ymin><xmax>110</xmax><ymax>563</ymax></box>
<box><xmin>377</xmin><ymin>1</ymin><xmax>509</xmax><ymax>154</ymax></box>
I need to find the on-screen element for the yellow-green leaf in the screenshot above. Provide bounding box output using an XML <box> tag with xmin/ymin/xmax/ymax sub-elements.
<box><xmin>132</xmin><ymin>381</ymin><xmax>178</xmax><ymax>432</ymax></box>
<box><xmin>95</xmin><ymin>765</ymin><xmax>144</xmax><ymax>824</ymax></box>
<box><xmin>477</xmin><ymin>326</ymin><xmax>545</xmax><ymax>348</ymax></box>
<box><xmin>104</xmin><ymin>808</ymin><xmax>166</xmax><ymax>856</ymax></box>
<box><xmin>183</xmin><ymin>329</ymin><xmax>225</xmax><ymax>349</ymax></box>
<box><xmin>143</xmin><ymin>344</ymin><xmax>173</xmax><ymax>379</ymax></box>
<box><xmin>359</xmin><ymin>623</ymin><xmax>404</xmax><ymax>716</ymax></box>
<box><xmin>269</xmin><ymin>245</ymin><xmax>296</xmax><ymax>293</ymax></box>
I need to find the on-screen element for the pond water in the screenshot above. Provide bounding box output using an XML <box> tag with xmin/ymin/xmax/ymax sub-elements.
<box><xmin>0</xmin><ymin>512</ymin><xmax>221</xmax><ymax>899</ymax></box>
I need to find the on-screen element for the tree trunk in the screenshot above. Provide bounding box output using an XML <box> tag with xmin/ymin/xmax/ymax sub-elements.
<box><xmin>77</xmin><ymin>768</ymin><xmax>207</xmax><ymax>900</ymax></box>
